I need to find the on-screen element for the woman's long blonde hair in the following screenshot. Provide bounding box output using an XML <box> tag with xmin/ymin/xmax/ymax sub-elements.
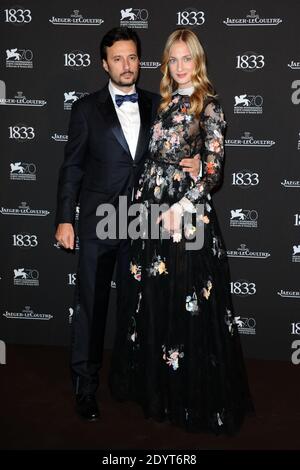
<box><xmin>159</xmin><ymin>29</ymin><xmax>215</xmax><ymax>117</ymax></box>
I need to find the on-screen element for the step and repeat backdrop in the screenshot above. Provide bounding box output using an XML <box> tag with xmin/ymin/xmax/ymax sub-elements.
<box><xmin>0</xmin><ymin>0</ymin><xmax>299</xmax><ymax>361</ymax></box>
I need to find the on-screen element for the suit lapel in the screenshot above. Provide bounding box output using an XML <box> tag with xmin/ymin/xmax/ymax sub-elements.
<box><xmin>95</xmin><ymin>86</ymin><xmax>132</xmax><ymax>158</ymax></box>
<box><xmin>95</xmin><ymin>85</ymin><xmax>154</xmax><ymax>162</ymax></box>
<box><xmin>134</xmin><ymin>88</ymin><xmax>152</xmax><ymax>163</ymax></box>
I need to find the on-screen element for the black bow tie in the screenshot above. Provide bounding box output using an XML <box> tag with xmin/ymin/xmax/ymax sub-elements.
<box><xmin>115</xmin><ymin>92</ymin><xmax>139</xmax><ymax>107</ymax></box>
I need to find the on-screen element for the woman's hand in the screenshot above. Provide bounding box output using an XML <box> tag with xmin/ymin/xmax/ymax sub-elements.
<box><xmin>156</xmin><ymin>203</ymin><xmax>183</xmax><ymax>234</ymax></box>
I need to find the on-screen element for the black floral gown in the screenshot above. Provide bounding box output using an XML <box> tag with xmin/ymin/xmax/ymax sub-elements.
<box><xmin>110</xmin><ymin>93</ymin><xmax>254</xmax><ymax>434</ymax></box>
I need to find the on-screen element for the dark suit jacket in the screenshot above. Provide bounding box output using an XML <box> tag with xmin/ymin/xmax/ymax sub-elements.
<box><xmin>55</xmin><ymin>84</ymin><xmax>160</xmax><ymax>240</ymax></box>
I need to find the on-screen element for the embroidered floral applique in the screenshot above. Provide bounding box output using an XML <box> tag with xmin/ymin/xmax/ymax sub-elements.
<box><xmin>205</xmin><ymin>201</ymin><xmax>212</xmax><ymax>212</ymax></box>
<box><xmin>128</xmin><ymin>314</ymin><xmax>137</xmax><ymax>343</ymax></box>
<box><xmin>169</xmin><ymin>132</ymin><xmax>181</xmax><ymax>147</ymax></box>
<box><xmin>147</xmin><ymin>254</ymin><xmax>168</xmax><ymax>277</ymax></box>
<box><xmin>135</xmin><ymin>188</ymin><xmax>142</xmax><ymax>200</ymax></box>
<box><xmin>184</xmin><ymin>223</ymin><xmax>196</xmax><ymax>239</ymax></box>
<box><xmin>152</xmin><ymin>121</ymin><xmax>163</xmax><ymax>140</ymax></box>
<box><xmin>198</xmin><ymin>214</ymin><xmax>210</xmax><ymax>224</ymax></box>
<box><xmin>202</xmin><ymin>279</ymin><xmax>213</xmax><ymax>299</ymax></box>
<box><xmin>130</xmin><ymin>262</ymin><xmax>142</xmax><ymax>281</ymax></box>
<box><xmin>162</xmin><ymin>345</ymin><xmax>184</xmax><ymax>371</ymax></box>
<box><xmin>206</xmin><ymin>161</ymin><xmax>217</xmax><ymax>175</ymax></box>
<box><xmin>208</xmin><ymin>138</ymin><xmax>222</xmax><ymax>154</ymax></box>
<box><xmin>186</xmin><ymin>291</ymin><xmax>199</xmax><ymax>315</ymax></box>
<box><xmin>173</xmin><ymin>114</ymin><xmax>185</xmax><ymax>124</ymax></box>
<box><xmin>212</xmin><ymin>235</ymin><xmax>224</xmax><ymax>258</ymax></box>
<box><xmin>154</xmin><ymin>186</ymin><xmax>161</xmax><ymax>199</ymax></box>
<box><xmin>128</xmin><ymin>293</ymin><xmax>142</xmax><ymax>344</ymax></box>
<box><xmin>172</xmin><ymin>232</ymin><xmax>182</xmax><ymax>243</ymax></box>
<box><xmin>224</xmin><ymin>308</ymin><xmax>241</xmax><ymax>336</ymax></box>
<box><xmin>135</xmin><ymin>291</ymin><xmax>142</xmax><ymax>314</ymax></box>
<box><xmin>216</xmin><ymin>409</ymin><xmax>225</xmax><ymax>426</ymax></box>
<box><xmin>156</xmin><ymin>174</ymin><xmax>164</xmax><ymax>186</ymax></box>
<box><xmin>179</xmin><ymin>98</ymin><xmax>190</xmax><ymax>115</ymax></box>
<box><xmin>164</xmin><ymin>140</ymin><xmax>172</xmax><ymax>151</ymax></box>
<box><xmin>130</xmin><ymin>331</ymin><xmax>137</xmax><ymax>342</ymax></box>
<box><xmin>173</xmin><ymin>170</ymin><xmax>183</xmax><ymax>182</ymax></box>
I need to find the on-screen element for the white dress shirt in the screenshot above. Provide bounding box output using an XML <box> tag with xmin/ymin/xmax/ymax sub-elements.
<box><xmin>109</xmin><ymin>80</ymin><xmax>140</xmax><ymax>159</ymax></box>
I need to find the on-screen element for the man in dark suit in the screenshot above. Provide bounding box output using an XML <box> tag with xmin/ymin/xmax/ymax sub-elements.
<box><xmin>55</xmin><ymin>27</ymin><xmax>200</xmax><ymax>421</ymax></box>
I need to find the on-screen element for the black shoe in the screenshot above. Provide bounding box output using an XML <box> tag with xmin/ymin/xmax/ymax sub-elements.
<box><xmin>76</xmin><ymin>394</ymin><xmax>100</xmax><ymax>422</ymax></box>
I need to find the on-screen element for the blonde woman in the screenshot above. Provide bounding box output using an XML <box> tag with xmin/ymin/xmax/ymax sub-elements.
<box><xmin>110</xmin><ymin>29</ymin><xmax>254</xmax><ymax>434</ymax></box>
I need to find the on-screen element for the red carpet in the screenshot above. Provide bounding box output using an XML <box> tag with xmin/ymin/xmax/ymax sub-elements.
<box><xmin>0</xmin><ymin>345</ymin><xmax>299</xmax><ymax>451</ymax></box>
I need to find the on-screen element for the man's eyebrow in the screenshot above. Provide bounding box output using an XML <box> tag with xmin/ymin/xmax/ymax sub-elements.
<box><xmin>111</xmin><ymin>53</ymin><xmax>137</xmax><ymax>58</ymax></box>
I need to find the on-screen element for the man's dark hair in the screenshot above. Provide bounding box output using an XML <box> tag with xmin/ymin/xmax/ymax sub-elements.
<box><xmin>100</xmin><ymin>27</ymin><xmax>141</xmax><ymax>61</ymax></box>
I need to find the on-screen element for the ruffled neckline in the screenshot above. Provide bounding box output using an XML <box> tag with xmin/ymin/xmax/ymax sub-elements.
<box><xmin>175</xmin><ymin>86</ymin><xmax>195</xmax><ymax>96</ymax></box>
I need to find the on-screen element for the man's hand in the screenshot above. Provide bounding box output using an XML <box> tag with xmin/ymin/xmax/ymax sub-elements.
<box><xmin>179</xmin><ymin>154</ymin><xmax>201</xmax><ymax>178</ymax></box>
<box><xmin>55</xmin><ymin>223</ymin><xmax>75</xmax><ymax>250</ymax></box>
